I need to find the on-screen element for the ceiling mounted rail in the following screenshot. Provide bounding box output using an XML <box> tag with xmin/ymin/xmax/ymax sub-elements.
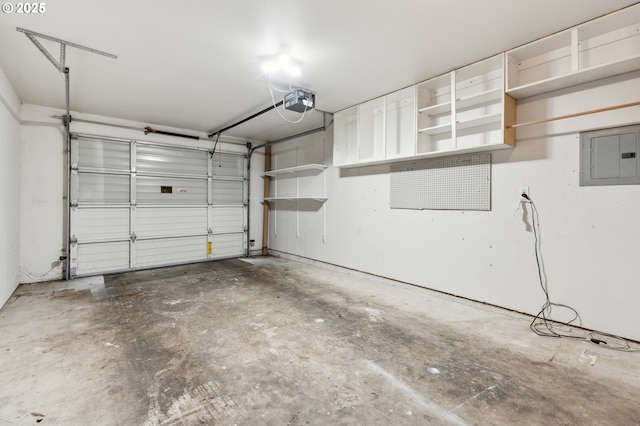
<box><xmin>17</xmin><ymin>27</ymin><xmax>117</xmax><ymax>72</ymax></box>
<box><xmin>208</xmin><ymin>100</ymin><xmax>284</xmax><ymax>139</ymax></box>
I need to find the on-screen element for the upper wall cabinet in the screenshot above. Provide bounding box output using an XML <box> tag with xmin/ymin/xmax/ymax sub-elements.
<box><xmin>334</xmin><ymin>4</ymin><xmax>638</xmax><ymax>167</ymax></box>
<box><xmin>385</xmin><ymin>87</ymin><xmax>416</xmax><ymax>159</ymax></box>
<box><xmin>506</xmin><ymin>3</ymin><xmax>640</xmax><ymax>98</ymax></box>
<box><xmin>417</xmin><ymin>54</ymin><xmax>515</xmax><ymax>157</ymax></box>
<box><xmin>333</xmin><ymin>106</ymin><xmax>358</xmax><ymax>166</ymax></box>
<box><xmin>334</xmin><ymin>86</ymin><xmax>415</xmax><ymax>167</ymax></box>
<box><xmin>334</xmin><ymin>53</ymin><xmax>515</xmax><ymax>168</ymax></box>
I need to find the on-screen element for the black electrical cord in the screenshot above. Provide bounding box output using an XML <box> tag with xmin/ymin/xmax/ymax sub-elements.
<box><xmin>525</xmin><ymin>195</ymin><xmax>583</xmax><ymax>340</ymax></box>
<box><xmin>524</xmin><ymin>194</ymin><xmax>640</xmax><ymax>351</ymax></box>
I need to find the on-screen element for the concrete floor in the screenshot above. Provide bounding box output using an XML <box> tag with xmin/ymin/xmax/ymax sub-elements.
<box><xmin>0</xmin><ymin>256</ymin><xmax>639</xmax><ymax>425</ymax></box>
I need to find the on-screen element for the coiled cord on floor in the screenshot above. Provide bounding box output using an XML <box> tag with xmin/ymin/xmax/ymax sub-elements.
<box><xmin>523</xmin><ymin>194</ymin><xmax>639</xmax><ymax>352</ymax></box>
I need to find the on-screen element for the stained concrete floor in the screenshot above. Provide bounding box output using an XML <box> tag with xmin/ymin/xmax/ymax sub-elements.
<box><xmin>0</xmin><ymin>256</ymin><xmax>639</xmax><ymax>426</ymax></box>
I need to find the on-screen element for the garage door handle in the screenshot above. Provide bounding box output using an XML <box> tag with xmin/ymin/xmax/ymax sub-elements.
<box><xmin>130</xmin><ymin>232</ymin><xmax>137</xmax><ymax>243</ymax></box>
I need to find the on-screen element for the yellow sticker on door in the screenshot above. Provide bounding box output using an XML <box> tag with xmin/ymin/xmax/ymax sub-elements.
<box><xmin>207</xmin><ymin>242</ymin><xmax>212</xmax><ymax>255</ymax></box>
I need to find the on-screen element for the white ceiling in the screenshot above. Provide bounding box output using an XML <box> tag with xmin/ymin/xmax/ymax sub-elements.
<box><xmin>1</xmin><ymin>0</ymin><xmax>637</xmax><ymax>142</ymax></box>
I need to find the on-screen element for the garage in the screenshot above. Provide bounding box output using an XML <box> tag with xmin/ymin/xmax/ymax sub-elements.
<box><xmin>1</xmin><ymin>1</ymin><xmax>640</xmax><ymax>424</ymax></box>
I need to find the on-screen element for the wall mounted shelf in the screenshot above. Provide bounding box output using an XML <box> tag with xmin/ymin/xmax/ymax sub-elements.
<box><xmin>263</xmin><ymin>164</ymin><xmax>327</xmax><ymax>177</ymax></box>
<box><xmin>506</xmin><ymin>3</ymin><xmax>640</xmax><ymax>98</ymax></box>
<box><xmin>264</xmin><ymin>162</ymin><xmax>328</xmax><ymax>203</ymax></box>
<box><xmin>264</xmin><ymin>196</ymin><xmax>327</xmax><ymax>202</ymax></box>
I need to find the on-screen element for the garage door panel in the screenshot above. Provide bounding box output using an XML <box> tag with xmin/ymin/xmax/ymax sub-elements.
<box><xmin>137</xmin><ymin>176</ymin><xmax>207</xmax><ymax>204</ymax></box>
<box><xmin>212</xmin><ymin>206</ymin><xmax>244</xmax><ymax>233</ymax></box>
<box><xmin>211</xmin><ymin>180</ymin><xmax>243</xmax><ymax>204</ymax></box>
<box><xmin>77</xmin><ymin>138</ymin><xmax>130</xmax><ymax>171</ymax></box>
<box><xmin>137</xmin><ymin>145</ymin><xmax>207</xmax><ymax>176</ymax></box>
<box><xmin>77</xmin><ymin>241</ymin><xmax>130</xmax><ymax>275</ymax></box>
<box><xmin>75</xmin><ymin>208</ymin><xmax>130</xmax><ymax>242</ymax></box>
<box><xmin>136</xmin><ymin>207</ymin><xmax>207</xmax><ymax>238</ymax></box>
<box><xmin>77</xmin><ymin>173</ymin><xmax>130</xmax><ymax>203</ymax></box>
<box><xmin>211</xmin><ymin>153</ymin><xmax>245</xmax><ymax>177</ymax></box>
<box><xmin>210</xmin><ymin>233</ymin><xmax>244</xmax><ymax>258</ymax></box>
<box><xmin>70</xmin><ymin>134</ymin><xmax>246</xmax><ymax>277</ymax></box>
<box><xmin>136</xmin><ymin>236</ymin><xmax>207</xmax><ymax>267</ymax></box>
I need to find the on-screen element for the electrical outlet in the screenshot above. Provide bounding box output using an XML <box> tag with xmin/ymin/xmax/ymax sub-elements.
<box><xmin>519</xmin><ymin>186</ymin><xmax>530</xmax><ymax>201</ymax></box>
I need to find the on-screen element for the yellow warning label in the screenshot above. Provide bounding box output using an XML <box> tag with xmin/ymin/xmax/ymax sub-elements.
<box><xmin>207</xmin><ymin>242</ymin><xmax>212</xmax><ymax>255</ymax></box>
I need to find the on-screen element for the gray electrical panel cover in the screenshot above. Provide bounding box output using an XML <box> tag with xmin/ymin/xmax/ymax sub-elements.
<box><xmin>580</xmin><ymin>125</ymin><xmax>640</xmax><ymax>186</ymax></box>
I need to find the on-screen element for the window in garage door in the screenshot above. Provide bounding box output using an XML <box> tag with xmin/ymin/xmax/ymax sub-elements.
<box><xmin>68</xmin><ymin>134</ymin><xmax>246</xmax><ymax>277</ymax></box>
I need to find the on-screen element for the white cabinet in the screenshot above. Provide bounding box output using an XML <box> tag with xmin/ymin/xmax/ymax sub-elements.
<box><xmin>416</xmin><ymin>73</ymin><xmax>454</xmax><ymax>153</ymax></box>
<box><xmin>416</xmin><ymin>54</ymin><xmax>516</xmax><ymax>157</ymax></box>
<box><xmin>506</xmin><ymin>3</ymin><xmax>640</xmax><ymax>98</ymax></box>
<box><xmin>335</xmin><ymin>54</ymin><xmax>514</xmax><ymax>167</ymax></box>
<box><xmin>358</xmin><ymin>97</ymin><xmax>386</xmax><ymax>162</ymax></box>
<box><xmin>333</xmin><ymin>106</ymin><xmax>358</xmax><ymax>166</ymax></box>
<box><xmin>416</xmin><ymin>53</ymin><xmax>515</xmax><ymax>157</ymax></box>
<box><xmin>453</xmin><ymin>54</ymin><xmax>515</xmax><ymax>152</ymax></box>
<box><xmin>385</xmin><ymin>86</ymin><xmax>416</xmax><ymax>159</ymax></box>
<box><xmin>333</xmin><ymin>86</ymin><xmax>416</xmax><ymax>167</ymax></box>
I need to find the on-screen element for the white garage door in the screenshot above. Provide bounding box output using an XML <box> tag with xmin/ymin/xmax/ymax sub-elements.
<box><xmin>68</xmin><ymin>134</ymin><xmax>246</xmax><ymax>277</ymax></box>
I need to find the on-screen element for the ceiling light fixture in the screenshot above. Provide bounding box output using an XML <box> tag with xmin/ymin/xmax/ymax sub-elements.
<box><xmin>261</xmin><ymin>53</ymin><xmax>301</xmax><ymax>77</ymax></box>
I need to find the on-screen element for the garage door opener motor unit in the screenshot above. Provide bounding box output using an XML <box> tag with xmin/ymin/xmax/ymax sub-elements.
<box><xmin>284</xmin><ymin>88</ymin><xmax>315</xmax><ymax>113</ymax></box>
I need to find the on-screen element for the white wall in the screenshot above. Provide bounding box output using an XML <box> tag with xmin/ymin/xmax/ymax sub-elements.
<box><xmin>20</xmin><ymin>111</ymin><xmax>65</xmax><ymax>283</ymax></box>
<box><xmin>19</xmin><ymin>104</ymin><xmax>258</xmax><ymax>283</ymax></box>
<box><xmin>266</xmin><ymin>71</ymin><xmax>640</xmax><ymax>342</ymax></box>
<box><xmin>0</xmin><ymin>66</ymin><xmax>21</xmax><ymax>307</ymax></box>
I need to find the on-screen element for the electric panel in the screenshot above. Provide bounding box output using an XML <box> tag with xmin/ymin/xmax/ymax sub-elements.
<box><xmin>580</xmin><ymin>125</ymin><xmax>640</xmax><ymax>186</ymax></box>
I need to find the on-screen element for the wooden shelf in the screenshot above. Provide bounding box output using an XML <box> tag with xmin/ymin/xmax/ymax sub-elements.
<box><xmin>263</xmin><ymin>164</ymin><xmax>327</xmax><ymax>177</ymax></box>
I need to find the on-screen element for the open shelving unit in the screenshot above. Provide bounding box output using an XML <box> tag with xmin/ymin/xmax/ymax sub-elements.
<box><xmin>417</xmin><ymin>53</ymin><xmax>515</xmax><ymax>155</ymax></box>
<box><xmin>506</xmin><ymin>3</ymin><xmax>640</xmax><ymax>98</ymax></box>
<box><xmin>263</xmin><ymin>163</ymin><xmax>327</xmax><ymax>203</ymax></box>
<box><xmin>416</xmin><ymin>73</ymin><xmax>454</xmax><ymax>153</ymax></box>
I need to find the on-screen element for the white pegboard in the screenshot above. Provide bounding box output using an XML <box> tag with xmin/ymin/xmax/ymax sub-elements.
<box><xmin>390</xmin><ymin>153</ymin><xmax>491</xmax><ymax>210</ymax></box>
